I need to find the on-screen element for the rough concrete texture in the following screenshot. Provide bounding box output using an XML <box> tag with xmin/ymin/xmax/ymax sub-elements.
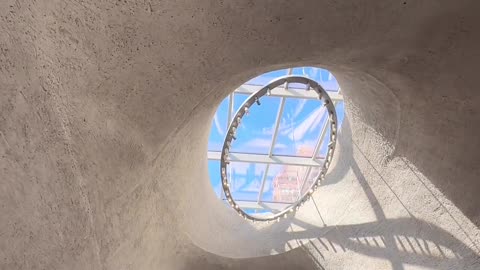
<box><xmin>1</xmin><ymin>0</ymin><xmax>480</xmax><ymax>269</ymax></box>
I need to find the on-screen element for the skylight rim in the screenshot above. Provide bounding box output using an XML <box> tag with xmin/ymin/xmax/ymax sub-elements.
<box><xmin>220</xmin><ymin>75</ymin><xmax>338</xmax><ymax>222</ymax></box>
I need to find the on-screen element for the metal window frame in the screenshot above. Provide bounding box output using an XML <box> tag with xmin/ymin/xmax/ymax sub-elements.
<box><xmin>210</xmin><ymin>75</ymin><xmax>342</xmax><ymax>222</ymax></box>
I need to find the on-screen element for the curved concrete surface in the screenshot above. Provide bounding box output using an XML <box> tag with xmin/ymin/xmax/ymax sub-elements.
<box><xmin>1</xmin><ymin>0</ymin><xmax>479</xmax><ymax>269</ymax></box>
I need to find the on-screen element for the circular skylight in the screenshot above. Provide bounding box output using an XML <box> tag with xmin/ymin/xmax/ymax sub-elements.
<box><xmin>208</xmin><ymin>67</ymin><xmax>345</xmax><ymax>222</ymax></box>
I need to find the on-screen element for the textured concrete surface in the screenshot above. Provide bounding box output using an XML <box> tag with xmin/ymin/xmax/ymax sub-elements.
<box><xmin>1</xmin><ymin>0</ymin><xmax>479</xmax><ymax>269</ymax></box>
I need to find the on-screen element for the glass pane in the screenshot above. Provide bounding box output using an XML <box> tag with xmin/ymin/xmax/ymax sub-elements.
<box><xmin>207</xmin><ymin>66</ymin><xmax>344</xmax><ymax>219</ymax></box>
<box><xmin>228</xmin><ymin>162</ymin><xmax>267</xmax><ymax>202</ymax></box>
<box><xmin>316</xmin><ymin>125</ymin><xmax>331</xmax><ymax>159</ymax></box>
<box><xmin>258</xmin><ymin>165</ymin><xmax>277</xmax><ymax>203</ymax></box>
<box><xmin>244</xmin><ymin>208</ymin><xmax>259</xmax><ymax>215</ymax></box>
<box><xmin>245</xmin><ymin>69</ymin><xmax>289</xmax><ymax>86</ymax></box>
<box><xmin>315</xmin><ymin>101</ymin><xmax>345</xmax><ymax>159</ymax></box>
<box><xmin>283</xmin><ymin>67</ymin><xmax>339</xmax><ymax>91</ymax></box>
<box><xmin>208</xmin><ymin>160</ymin><xmax>222</xmax><ymax>198</ymax></box>
<box><xmin>230</xmin><ymin>96</ymin><xmax>280</xmax><ymax>154</ymax></box>
<box><xmin>244</xmin><ymin>67</ymin><xmax>339</xmax><ymax>91</ymax></box>
<box><xmin>245</xmin><ymin>207</ymin><xmax>274</xmax><ymax>218</ymax></box>
<box><xmin>273</xmin><ymin>98</ymin><xmax>327</xmax><ymax>157</ymax></box>
<box><xmin>288</xmin><ymin>67</ymin><xmax>311</xmax><ymax>89</ymax></box>
<box><xmin>260</xmin><ymin>164</ymin><xmax>310</xmax><ymax>203</ymax></box>
<box><xmin>299</xmin><ymin>166</ymin><xmax>323</xmax><ymax>195</ymax></box>
<box><xmin>293</xmin><ymin>67</ymin><xmax>320</xmax><ymax>81</ymax></box>
<box><xmin>319</xmin><ymin>70</ymin><xmax>340</xmax><ymax>92</ymax></box>
<box><xmin>336</xmin><ymin>101</ymin><xmax>345</xmax><ymax>129</ymax></box>
<box><xmin>208</xmin><ymin>97</ymin><xmax>229</xmax><ymax>151</ymax></box>
<box><xmin>232</xmin><ymin>93</ymin><xmax>249</xmax><ymax>114</ymax></box>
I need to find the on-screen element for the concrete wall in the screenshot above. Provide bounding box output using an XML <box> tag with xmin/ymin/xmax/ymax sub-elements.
<box><xmin>1</xmin><ymin>0</ymin><xmax>479</xmax><ymax>269</ymax></box>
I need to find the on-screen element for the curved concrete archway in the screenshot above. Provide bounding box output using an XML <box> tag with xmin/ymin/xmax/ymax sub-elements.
<box><xmin>1</xmin><ymin>1</ymin><xmax>479</xmax><ymax>269</ymax></box>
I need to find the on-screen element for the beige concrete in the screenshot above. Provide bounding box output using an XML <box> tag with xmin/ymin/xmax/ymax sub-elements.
<box><xmin>1</xmin><ymin>0</ymin><xmax>479</xmax><ymax>269</ymax></box>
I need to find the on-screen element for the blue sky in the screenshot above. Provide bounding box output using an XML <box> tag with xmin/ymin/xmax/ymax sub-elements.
<box><xmin>208</xmin><ymin>67</ymin><xmax>344</xmax><ymax>212</ymax></box>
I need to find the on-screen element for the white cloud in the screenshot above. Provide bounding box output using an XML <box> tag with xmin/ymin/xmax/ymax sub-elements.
<box><xmin>213</xmin><ymin>113</ymin><xmax>224</xmax><ymax>135</ymax></box>
<box><xmin>298</xmin><ymin>139</ymin><xmax>317</xmax><ymax>149</ymax></box>
<box><xmin>229</xmin><ymin>162</ymin><xmax>266</xmax><ymax>176</ymax></box>
<box><xmin>260</xmin><ymin>115</ymin><xmax>294</xmax><ymax>136</ymax></box>
<box><xmin>288</xmin><ymin>106</ymin><xmax>326</xmax><ymax>141</ymax></box>
<box><xmin>261</xmin><ymin>127</ymin><xmax>273</xmax><ymax>136</ymax></box>
<box><xmin>293</xmin><ymin>99</ymin><xmax>307</xmax><ymax>118</ymax></box>
<box><xmin>242</xmin><ymin>138</ymin><xmax>287</xmax><ymax>150</ymax></box>
<box><xmin>279</xmin><ymin>118</ymin><xmax>295</xmax><ymax>136</ymax></box>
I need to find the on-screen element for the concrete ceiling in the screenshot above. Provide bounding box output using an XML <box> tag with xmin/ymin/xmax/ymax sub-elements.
<box><xmin>0</xmin><ymin>0</ymin><xmax>479</xmax><ymax>269</ymax></box>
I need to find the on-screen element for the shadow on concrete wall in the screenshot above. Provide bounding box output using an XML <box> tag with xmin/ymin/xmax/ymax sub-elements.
<box><xmin>182</xmin><ymin>115</ymin><xmax>478</xmax><ymax>270</ymax></box>
<box><xmin>265</xmin><ymin>117</ymin><xmax>479</xmax><ymax>270</ymax></box>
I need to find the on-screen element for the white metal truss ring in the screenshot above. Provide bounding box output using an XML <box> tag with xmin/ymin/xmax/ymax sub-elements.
<box><xmin>220</xmin><ymin>75</ymin><xmax>338</xmax><ymax>222</ymax></box>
